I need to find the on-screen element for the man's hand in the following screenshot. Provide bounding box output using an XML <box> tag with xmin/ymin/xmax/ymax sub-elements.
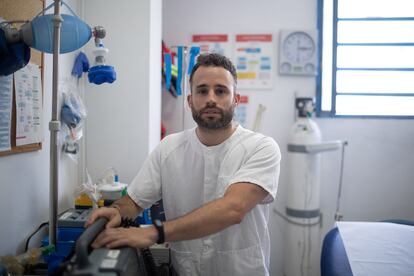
<box><xmin>85</xmin><ymin>207</ymin><xmax>121</xmax><ymax>229</ymax></box>
<box><xmin>91</xmin><ymin>226</ymin><xmax>158</xmax><ymax>249</ymax></box>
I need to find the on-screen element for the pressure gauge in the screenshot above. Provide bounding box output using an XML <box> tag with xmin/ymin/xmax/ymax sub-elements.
<box><xmin>279</xmin><ymin>30</ymin><xmax>318</xmax><ymax>76</ymax></box>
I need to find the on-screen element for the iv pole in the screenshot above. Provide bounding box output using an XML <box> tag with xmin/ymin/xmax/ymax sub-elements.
<box><xmin>45</xmin><ymin>1</ymin><xmax>111</xmax><ymax>248</ymax></box>
<box><xmin>49</xmin><ymin>0</ymin><xmax>62</xmax><ymax>247</ymax></box>
<box><xmin>2</xmin><ymin>0</ymin><xmax>105</xmax><ymax>249</ymax></box>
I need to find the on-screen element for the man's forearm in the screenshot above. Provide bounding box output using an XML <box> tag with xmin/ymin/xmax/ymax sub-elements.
<box><xmin>162</xmin><ymin>183</ymin><xmax>268</xmax><ymax>243</ymax></box>
<box><xmin>164</xmin><ymin>196</ymin><xmax>244</xmax><ymax>242</ymax></box>
<box><xmin>112</xmin><ymin>194</ymin><xmax>143</xmax><ymax>218</ymax></box>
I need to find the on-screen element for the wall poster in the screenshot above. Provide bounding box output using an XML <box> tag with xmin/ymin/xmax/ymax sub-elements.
<box><xmin>234</xmin><ymin>34</ymin><xmax>274</xmax><ymax>90</ymax></box>
<box><xmin>191</xmin><ymin>34</ymin><xmax>231</xmax><ymax>57</ymax></box>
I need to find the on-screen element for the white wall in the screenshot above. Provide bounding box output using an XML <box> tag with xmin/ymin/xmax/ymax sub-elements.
<box><xmin>162</xmin><ymin>0</ymin><xmax>414</xmax><ymax>275</ymax></box>
<box><xmin>0</xmin><ymin>0</ymin><xmax>80</xmax><ymax>255</ymax></box>
<box><xmin>82</xmin><ymin>0</ymin><xmax>162</xmax><ymax>184</ymax></box>
<box><xmin>319</xmin><ymin>119</ymin><xmax>414</xmax><ymax>222</ymax></box>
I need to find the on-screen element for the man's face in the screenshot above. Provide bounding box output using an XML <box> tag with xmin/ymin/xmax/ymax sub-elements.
<box><xmin>188</xmin><ymin>66</ymin><xmax>240</xmax><ymax>129</ymax></box>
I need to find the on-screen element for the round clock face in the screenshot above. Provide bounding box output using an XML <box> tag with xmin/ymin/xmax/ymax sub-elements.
<box><xmin>282</xmin><ymin>31</ymin><xmax>315</xmax><ymax>63</ymax></box>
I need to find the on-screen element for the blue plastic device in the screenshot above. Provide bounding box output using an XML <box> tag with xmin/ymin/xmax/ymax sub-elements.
<box><xmin>88</xmin><ymin>65</ymin><xmax>116</xmax><ymax>85</ymax></box>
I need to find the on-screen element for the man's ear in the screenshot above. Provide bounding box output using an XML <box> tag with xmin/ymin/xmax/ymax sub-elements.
<box><xmin>234</xmin><ymin>92</ymin><xmax>241</xmax><ymax>106</ymax></box>
<box><xmin>187</xmin><ymin>94</ymin><xmax>193</xmax><ymax>108</ymax></box>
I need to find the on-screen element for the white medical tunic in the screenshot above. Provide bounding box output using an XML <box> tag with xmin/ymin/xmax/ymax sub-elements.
<box><xmin>128</xmin><ymin>125</ymin><xmax>281</xmax><ymax>276</ymax></box>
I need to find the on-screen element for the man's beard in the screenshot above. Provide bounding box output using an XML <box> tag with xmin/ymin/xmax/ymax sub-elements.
<box><xmin>191</xmin><ymin>103</ymin><xmax>234</xmax><ymax>129</ymax></box>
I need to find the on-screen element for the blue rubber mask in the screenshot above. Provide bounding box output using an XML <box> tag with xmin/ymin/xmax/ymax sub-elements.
<box><xmin>88</xmin><ymin>65</ymin><xmax>116</xmax><ymax>85</ymax></box>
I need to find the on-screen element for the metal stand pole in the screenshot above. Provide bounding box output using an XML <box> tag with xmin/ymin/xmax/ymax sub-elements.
<box><xmin>334</xmin><ymin>141</ymin><xmax>348</xmax><ymax>221</ymax></box>
<box><xmin>49</xmin><ymin>0</ymin><xmax>62</xmax><ymax>247</ymax></box>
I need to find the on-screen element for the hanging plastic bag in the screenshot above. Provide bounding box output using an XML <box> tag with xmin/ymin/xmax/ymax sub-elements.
<box><xmin>59</xmin><ymin>78</ymin><xmax>87</xmax><ymax>161</ymax></box>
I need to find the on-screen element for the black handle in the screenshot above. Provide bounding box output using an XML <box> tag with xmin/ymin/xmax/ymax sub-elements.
<box><xmin>75</xmin><ymin>217</ymin><xmax>108</xmax><ymax>269</ymax></box>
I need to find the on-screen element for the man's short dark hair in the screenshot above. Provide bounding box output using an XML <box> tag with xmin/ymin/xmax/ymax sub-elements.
<box><xmin>189</xmin><ymin>53</ymin><xmax>237</xmax><ymax>91</ymax></box>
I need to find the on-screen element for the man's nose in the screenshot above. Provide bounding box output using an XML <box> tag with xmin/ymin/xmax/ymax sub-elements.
<box><xmin>206</xmin><ymin>89</ymin><xmax>217</xmax><ymax>103</ymax></box>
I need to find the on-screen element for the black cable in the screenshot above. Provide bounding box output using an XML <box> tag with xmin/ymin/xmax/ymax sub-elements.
<box><xmin>141</xmin><ymin>247</ymin><xmax>158</xmax><ymax>276</ymax></box>
<box><xmin>24</xmin><ymin>222</ymin><xmax>48</xmax><ymax>252</ymax></box>
<box><xmin>120</xmin><ymin>217</ymin><xmax>159</xmax><ymax>276</ymax></box>
<box><xmin>24</xmin><ymin>208</ymin><xmax>71</xmax><ymax>252</ymax></box>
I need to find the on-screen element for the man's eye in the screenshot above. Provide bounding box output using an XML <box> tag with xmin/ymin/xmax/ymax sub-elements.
<box><xmin>215</xmin><ymin>88</ymin><xmax>226</xmax><ymax>95</ymax></box>
<box><xmin>197</xmin><ymin>89</ymin><xmax>208</xmax><ymax>95</ymax></box>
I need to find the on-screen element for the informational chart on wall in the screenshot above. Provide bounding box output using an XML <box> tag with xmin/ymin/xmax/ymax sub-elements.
<box><xmin>0</xmin><ymin>0</ymin><xmax>44</xmax><ymax>156</ymax></box>
<box><xmin>234</xmin><ymin>34</ymin><xmax>274</xmax><ymax>90</ymax></box>
<box><xmin>191</xmin><ymin>34</ymin><xmax>231</xmax><ymax>57</ymax></box>
<box><xmin>0</xmin><ymin>74</ymin><xmax>13</xmax><ymax>152</ymax></box>
<box><xmin>14</xmin><ymin>63</ymin><xmax>43</xmax><ymax>146</ymax></box>
<box><xmin>234</xmin><ymin>95</ymin><xmax>249</xmax><ymax>128</ymax></box>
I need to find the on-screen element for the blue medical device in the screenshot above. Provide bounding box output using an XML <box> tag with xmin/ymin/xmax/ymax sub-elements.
<box><xmin>0</xmin><ymin>2</ymin><xmax>91</xmax><ymax>77</ymax></box>
<box><xmin>0</xmin><ymin>1</ymin><xmax>116</xmax><ymax>85</ymax></box>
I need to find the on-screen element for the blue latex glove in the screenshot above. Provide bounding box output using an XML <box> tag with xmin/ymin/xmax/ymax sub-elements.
<box><xmin>61</xmin><ymin>104</ymin><xmax>81</xmax><ymax>128</ymax></box>
<box><xmin>71</xmin><ymin>52</ymin><xmax>90</xmax><ymax>78</ymax></box>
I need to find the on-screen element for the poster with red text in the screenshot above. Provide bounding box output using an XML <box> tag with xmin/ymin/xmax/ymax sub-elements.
<box><xmin>234</xmin><ymin>34</ymin><xmax>274</xmax><ymax>89</ymax></box>
<box><xmin>191</xmin><ymin>34</ymin><xmax>231</xmax><ymax>57</ymax></box>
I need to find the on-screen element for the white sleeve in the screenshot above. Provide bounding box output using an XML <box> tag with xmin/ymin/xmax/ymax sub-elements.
<box><xmin>127</xmin><ymin>145</ymin><xmax>162</xmax><ymax>210</ymax></box>
<box><xmin>228</xmin><ymin>137</ymin><xmax>281</xmax><ymax>204</ymax></box>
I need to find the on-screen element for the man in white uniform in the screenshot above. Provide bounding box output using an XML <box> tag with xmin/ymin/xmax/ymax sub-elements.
<box><xmin>86</xmin><ymin>53</ymin><xmax>281</xmax><ymax>275</ymax></box>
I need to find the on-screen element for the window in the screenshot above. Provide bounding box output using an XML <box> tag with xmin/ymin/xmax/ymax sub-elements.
<box><xmin>317</xmin><ymin>0</ymin><xmax>414</xmax><ymax>118</ymax></box>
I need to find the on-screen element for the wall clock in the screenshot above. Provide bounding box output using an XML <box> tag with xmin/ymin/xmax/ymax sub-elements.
<box><xmin>279</xmin><ymin>30</ymin><xmax>318</xmax><ymax>76</ymax></box>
